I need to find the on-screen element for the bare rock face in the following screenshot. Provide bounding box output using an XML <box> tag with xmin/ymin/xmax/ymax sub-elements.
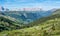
<box><xmin>0</xmin><ymin>6</ymin><xmax>4</xmax><ymax>11</ymax></box>
<box><xmin>0</xmin><ymin>6</ymin><xmax>9</xmax><ymax>11</ymax></box>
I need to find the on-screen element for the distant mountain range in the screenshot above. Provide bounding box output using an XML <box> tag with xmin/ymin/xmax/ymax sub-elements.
<box><xmin>0</xmin><ymin>6</ymin><xmax>57</xmax><ymax>24</ymax></box>
<box><xmin>0</xmin><ymin>6</ymin><xmax>9</xmax><ymax>11</ymax></box>
<box><xmin>0</xmin><ymin>6</ymin><xmax>42</xmax><ymax>11</ymax></box>
<box><xmin>0</xmin><ymin>10</ymin><xmax>56</xmax><ymax>24</ymax></box>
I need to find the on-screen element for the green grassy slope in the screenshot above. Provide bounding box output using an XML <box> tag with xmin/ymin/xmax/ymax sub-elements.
<box><xmin>0</xmin><ymin>15</ymin><xmax>25</xmax><ymax>31</ymax></box>
<box><xmin>0</xmin><ymin>9</ymin><xmax>60</xmax><ymax>36</ymax></box>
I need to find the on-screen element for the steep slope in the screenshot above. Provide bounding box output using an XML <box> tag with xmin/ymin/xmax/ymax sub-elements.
<box><xmin>53</xmin><ymin>9</ymin><xmax>60</xmax><ymax>15</ymax></box>
<box><xmin>0</xmin><ymin>9</ymin><xmax>60</xmax><ymax>36</ymax></box>
<box><xmin>0</xmin><ymin>15</ymin><xmax>25</xmax><ymax>32</ymax></box>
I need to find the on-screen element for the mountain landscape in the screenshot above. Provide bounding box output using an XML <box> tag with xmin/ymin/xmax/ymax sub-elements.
<box><xmin>0</xmin><ymin>6</ymin><xmax>55</xmax><ymax>24</ymax></box>
<box><xmin>0</xmin><ymin>0</ymin><xmax>60</xmax><ymax>36</ymax></box>
<box><xmin>0</xmin><ymin>6</ymin><xmax>60</xmax><ymax>36</ymax></box>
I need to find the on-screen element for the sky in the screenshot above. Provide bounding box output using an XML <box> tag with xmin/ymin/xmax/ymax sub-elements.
<box><xmin>0</xmin><ymin>0</ymin><xmax>60</xmax><ymax>10</ymax></box>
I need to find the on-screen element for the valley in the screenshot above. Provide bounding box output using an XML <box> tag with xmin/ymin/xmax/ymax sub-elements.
<box><xmin>0</xmin><ymin>9</ymin><xmax>60</xmax><ymax>36</ymax></box>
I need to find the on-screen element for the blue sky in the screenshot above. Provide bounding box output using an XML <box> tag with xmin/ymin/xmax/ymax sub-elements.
<box><xmin>0</xmin><ymin>0</ymin><xmax>60</xmax><ymax>10</ymax></box>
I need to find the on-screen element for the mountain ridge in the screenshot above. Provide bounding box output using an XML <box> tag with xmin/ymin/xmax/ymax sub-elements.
<box><xmin>0</xmin><ymin>9</ymin><xmax>60</xmax><ymax>36</ymax></box>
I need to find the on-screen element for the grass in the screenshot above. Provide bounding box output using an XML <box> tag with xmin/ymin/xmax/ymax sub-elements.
<box><xmin>0</xmin><ymin>17</ymin><xmax>60</xmax><ymax>36</ymax></box>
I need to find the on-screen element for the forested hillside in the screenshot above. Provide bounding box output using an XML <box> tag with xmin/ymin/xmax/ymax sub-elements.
<box><xmin>0</xmin><ymin>9</ymin><xmax>60</xmax><ymax>36</ymax></box>
<box><xmin>0</xmin><ymin>15</ymin><xmax>26</xmax><ymax>31</ymax></box>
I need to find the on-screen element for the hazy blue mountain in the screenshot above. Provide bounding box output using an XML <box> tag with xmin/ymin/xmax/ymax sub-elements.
<box><xmin>0</xmin><ymin>8</ymin><xmax>56</xmax><ymax>24</ymax></box>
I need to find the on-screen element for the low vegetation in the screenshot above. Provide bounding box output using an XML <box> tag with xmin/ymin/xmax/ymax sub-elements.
<box><xmin>0</xmin><ymin>9</ymin><xmax>60</xmax><ymax>36</ymax></box>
